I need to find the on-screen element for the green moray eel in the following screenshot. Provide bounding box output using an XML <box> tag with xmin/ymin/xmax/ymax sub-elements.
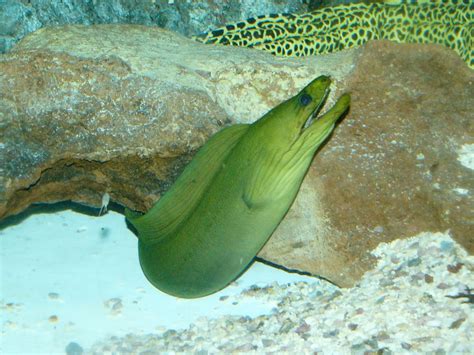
<box><xmin>126</xmin><ymin>76</ymin><xmax>350</xmax><ymax>298</ymax></box>
<box><xmin>193</xmin><ymin>0</ymin><xmax>473</xmax><ymax>68</ymax></box>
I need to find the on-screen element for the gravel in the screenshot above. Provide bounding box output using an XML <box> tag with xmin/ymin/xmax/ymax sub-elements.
<box><xmin>88</xmin><ymin>231</ymin><xmax>473</xmax><ymax>353</ymax></box>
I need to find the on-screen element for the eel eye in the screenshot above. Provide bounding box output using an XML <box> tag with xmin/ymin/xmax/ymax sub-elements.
<box><xmin>299</xmin><ymin>93</ymin><xmax>312</xmax><ymax>106</ymax></box>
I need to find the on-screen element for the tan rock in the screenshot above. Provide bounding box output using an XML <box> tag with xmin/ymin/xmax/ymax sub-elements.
<box><xmin>0</xmin><ymin>24</ymin><xmax>353</xmax><ymax>217</ymax></box>
<box><xmin>1</xmin><ymin>25</ymin><xmax>472</xmax><ymax>287</ymax></box>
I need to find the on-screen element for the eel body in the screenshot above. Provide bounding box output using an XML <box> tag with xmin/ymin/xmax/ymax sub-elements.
<box><xmin>193</xmin><ymin>0</ymin><xmax>473</xmax><ymax>68</ymax></box>
<box><xmin>127</xmin><ymin>76</ymin><xmax>350</xmax><ymax>298</ymax></box>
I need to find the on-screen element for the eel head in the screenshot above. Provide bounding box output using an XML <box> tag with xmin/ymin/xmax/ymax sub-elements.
<box><xmin>251</xmin><ymin>75</ymin><xmax>350</xmax><ymax>156</ymax></box>
<box><xmin>241</xmin><ymin>75</ymin><xmax>350</xmax><ymax>207</ymax></box>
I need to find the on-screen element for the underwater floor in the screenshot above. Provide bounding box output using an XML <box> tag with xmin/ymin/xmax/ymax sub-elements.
<box><xmin>0</xmin><ymin>208</ymin><xmax>322</xmax><ymax>354</ymax></box>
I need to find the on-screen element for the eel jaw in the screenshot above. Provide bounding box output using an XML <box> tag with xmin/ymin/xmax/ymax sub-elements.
<box><xmin>301</xmin><ymin>87</ymin><xmax>330</xmax><ymax>132</ymax></box>
<box><xmin>299</xmin><ymin>92</ymin><xmax>351</xmax><ymax>147</ymax></box>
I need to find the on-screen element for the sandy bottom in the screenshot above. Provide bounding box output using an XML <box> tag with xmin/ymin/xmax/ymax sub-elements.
<box><xmin>1</xmin><ymin>207</ymin><xmax>473</xmax><ymax>354</ymax></box>
<box><xmin>0</xmin><ymin>208</ymin><xmax>321</xmax><ymax>354</ymax></box>
<box><xmin>90</xmin><ymin>231</ymin><xmax>474</xmax><ymax>354</ymax></box>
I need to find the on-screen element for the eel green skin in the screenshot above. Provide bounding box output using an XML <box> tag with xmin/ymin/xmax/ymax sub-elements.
<box><xmin>126</xmin><ymin>76</ymin><xmax>350</xmax><ymax>298</ymax></box>
<box><xmin>193</xmin><ymin>0</ymin><xmax>473</xmax><ymax>68</ymax></box>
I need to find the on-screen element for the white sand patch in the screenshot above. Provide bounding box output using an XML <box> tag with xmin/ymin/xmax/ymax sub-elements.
<box><xmin>0</xmin><ymin>209</ymin><xmax>321</xmax><ymax>354</ymax></box>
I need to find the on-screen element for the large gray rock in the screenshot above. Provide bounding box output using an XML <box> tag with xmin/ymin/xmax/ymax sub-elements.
<box><xmin>0</xmin><ymin>24</ymin><xmax>472</xmax><ymax>287</ymax></box>
<box><xmin>0</xmin><ymin>0</ymin><xmax>310</xmax><ymax>53</ymax></box>
<box><xmin>0</xmin><ymin>0</ymin><xmax>41</xmax><ymax>53</ymax></box>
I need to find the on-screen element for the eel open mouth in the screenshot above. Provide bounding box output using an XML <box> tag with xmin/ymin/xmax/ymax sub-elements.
<box><xmin>302</xmin><ymin>87</ymin><xmax>330</xmax><ymax>131</ymax></box>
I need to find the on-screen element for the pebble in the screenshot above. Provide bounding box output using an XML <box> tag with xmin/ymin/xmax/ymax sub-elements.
<box><xmin>103</xmin><ymin>298</ymin><xmax>123</xmax><ymax>315</ymax></box>
<box><xmin>65</xmin><ymin>342</ymin><xmax>84</xmax><ymax>355</ymax></box>
<box><xmin>88</xmin><ymin>232</ymin><xmax>473</xmax><ymax>353</ymax></box>
<box><xmin>447</xmin><ymin>263</ymin><xmax>463</xmax><ymax>273</ymax></box>
<box><xmin>449</xmin><ymin>318</ymin><xmax>465</xmax><ymax>329</ymax></box>
<box><xmin>424</xmin><ymin>274</ymin><xmax>434</xmax><ymax>283</ymax></box>
<box><xmin>48</xmin><ymin>292</ymin><xmax>60</xmax><ymax>300</ymax></box>
<box><xmin>348</xmin><ymin>323</ymin><xmax>358</xmax><ymax>331</ymax></box>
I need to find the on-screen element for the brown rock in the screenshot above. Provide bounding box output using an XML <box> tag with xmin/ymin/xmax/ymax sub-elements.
<box><xmin>1</xmin><ymin>25</ymin><xmax>472</xmax><ymax>287</ymax></box>
<box><xmin>260</xmin><ymin>40</ymin><xmax>473</xmax><ymax>286</ymax></box>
